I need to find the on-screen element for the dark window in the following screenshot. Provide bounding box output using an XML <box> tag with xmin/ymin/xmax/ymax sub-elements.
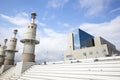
<box><xmin>66</xmin><ymin>55</ymin><xmax>73</xmax><ymax>58</ymax></box>
<box><xmin>83</xmin><ymin>53</ymin><xmax>86</xmax><ymax>56</ymax></box>
<box><xmin>102</xmin><ymin>49</ymin><xmax>106</xmax><ymax>53</ymax></box>
<box><xmin>31</xmin><ymin>26</ymin><xmax>33</xmax><ymax>28</ymax></box>
<box><xmin>89</xmin><ymin>52</ymin><xmax>93</xmax><ymax>55</ymax></box>
<box><xmin>96</xmin><ymin>51</ymin><xmax>98</xmax><ymax>54</ymax></box>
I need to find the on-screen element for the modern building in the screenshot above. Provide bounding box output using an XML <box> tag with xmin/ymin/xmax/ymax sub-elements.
<box><xmin>64</xmin><ymin>29</ymin><xmax>120</xmax><ymax>60</ymax></box>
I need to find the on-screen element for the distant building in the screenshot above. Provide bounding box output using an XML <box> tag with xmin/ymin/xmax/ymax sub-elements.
<box><xmin>64</xmin><ymin>29</ymin><xmax>120</xmax><ymax>60</ymax></box>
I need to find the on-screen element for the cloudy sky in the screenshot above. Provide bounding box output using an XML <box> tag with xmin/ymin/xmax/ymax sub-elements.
<box><xmin>0</xmin><ymin>0</ymin><xmax>120</xmax><ymax>63</ymax></box>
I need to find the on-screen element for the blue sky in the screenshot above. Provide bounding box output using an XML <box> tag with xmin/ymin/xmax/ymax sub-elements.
<box><xmin>0</xmin><ymin>0</ymin><xmax>120</xmax><ymax>62</ymax></box>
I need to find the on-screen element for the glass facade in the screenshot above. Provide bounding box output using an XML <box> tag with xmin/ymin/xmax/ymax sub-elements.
<box><xmin>73</xmin><ymin>29</ymin><xmax>94</xmax><ymax>50</ymax></box>
<box><xmin>73</xmin><ymin>29</ymin><xmax>81</xmax><ymax>50</ymax></box>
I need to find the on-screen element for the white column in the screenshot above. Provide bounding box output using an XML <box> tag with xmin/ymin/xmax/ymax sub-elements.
<box><xmin>4</xmin><ymin>30</ymin><xmax>18</xmax><ymax>65</ymax></box>
<box><xmin>0</xmin><ymin>46</ymin><xmax>6</xmax><ymax>66</ymax></box>
<box><xmin>21</xmin><ymin>13</ymin><xmax>39</xmax><ymax>62</ymax></box>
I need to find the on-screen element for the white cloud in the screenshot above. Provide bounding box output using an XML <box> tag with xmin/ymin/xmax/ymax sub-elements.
<box><xmin>79</xmin><ymin>0</ymin><xmax>110</xmax><ymax>16</ymax></box>
<box><xmin>44</xmin><ymin>28</ymin><xmax>66</xmax><ymax>37</ymax></box>
<box><xmin>47</xmin><ymin>0</ymin><xmax>69</xmax><ymax>8</ymax></box>
<box><xmin>42</xmin><ymin>12</ymin><xmax>56</xmax><ymax>21</ymax></box>
<box><xmin>42</xmin><ymin>15</ymin><xmax>56</xmax><ymax>21</ymax></box>
<box><xmin>36</xmin><ymin>20</ymin><xmax>46</xmax><ymax>27</ymax></box>
<box><xmin>58</xmin><ymin>22</ymin><xmax>70</xmax><ymax>27</ymax></box>
<box><xmin>110</xmin><ymin>7</ymin><xmax>120</xmax><ymax>14</ymax></box>
<box><xmin>79</xmin><ymin>16</ymin><xmax>120</xmax><ymax>50</ymax></box>
<box><xmin>0</xmin><ymin>13</ymin><xmax>46</xmax><ymax>28</ymax></box>
<box><xmin>0</xmin><ymin>13</ymin><xmax>29</xmax><ymax>26</ymax></box>
<box><xmin>63</xmin><ymin>23</ymin><xmax>70</xmax><ymax>27</ymax></box>
<box><xmin>39</xmin><ymin>22</ymin><xmax>46</xmax><ymax>27</ymax></box>
<box><xmin>42</xmin><ymin>11</ymin><xmax>48</xmax><ymax>21</ymax></box>
<box><xmin>35</xmin><ymin>28</ymin><xmax>67</xmax><ymax>62</ymax></box>
<box><xmin>51</xmin><ymin>15</ymin><xmax>56</xmax><ymax>19</ymax></box>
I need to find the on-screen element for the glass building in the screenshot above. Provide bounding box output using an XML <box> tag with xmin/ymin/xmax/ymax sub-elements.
<box><xmin>64</xmin><ymin>28</ymin><xmax>120</xmax><ymax>61</ymax></box>
<box><xmin>72</xmin><ymin>29</ymin><xmax>94</xmax><ymax>50</ymax></box>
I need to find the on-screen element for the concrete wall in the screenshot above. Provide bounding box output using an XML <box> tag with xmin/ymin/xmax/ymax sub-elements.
<box><xmin>73</xmin><ymin>44</ymin><xmax>108</xmax><ymax>59</ymax></box>
<box><xmin>64</xmin><ymin>33</ymin><xmax>74</xmax><ymax>60</ymax></box>
<box><xmin>64</xmin><ymin>35</ymin><xmax>119</xmax><ymax>61</ymax></box>
<box><xmin>65</xmin><ymin>44</ymin><xmax>109</xmax><ymax>60</ymax></box>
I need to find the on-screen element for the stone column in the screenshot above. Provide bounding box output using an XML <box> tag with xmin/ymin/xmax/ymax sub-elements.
<box><xmin>4</xmin><ymin>30</ymin><xmax>18</xmax><ymax>65</ymax></box>
<box><xmin>20</xmin><ymin>12</ymin><xmax>39</xmax><ymax>62</ymax></box>
<box><xmin>0</xmin><ymin>39</ymin><xmax>7</xmax><ymax>66</ymax></box>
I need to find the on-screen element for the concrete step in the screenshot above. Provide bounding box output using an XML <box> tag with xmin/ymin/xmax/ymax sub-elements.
<box><xmin>20</xmin><ymin>73</ymin><xmax>120</xmax><ymax>80</ymax></box>
<box><xmin>33</xmin><ymin>63</ymin><xmax>120</xmax><ymax>68</ymax></box>
<box><xmin>20</xmin><ymin>75</ymin><xmax>91</xmax><ymax>80</ymax></box>
<box><xmin>18</xmin><ymin>60</ymin><xmax>120</xmax><ymax>80</ymax></box>
<box><xmin>55</xmin><ymin>60</ymin><xmax>120</xmax><ymax>65</ymax></box>
<box><xmin>29</xmin><ymin>67</ymin><xmax>120</xmax><ymax>72</ymax></box>
<box><xmin>26</xmin><ymin>70</ymin><xmax>120</xmax><ymax>76</ymax></box>
<box><xmin>10</xmin><ymin>75</ymin><xmax>20</xmax><ymax>80</ymax></box>
<box><xmin>0</xmin><ymin>66</ymin><xmax>15</xmax><ymax>79</ymax></box>
<box><xmin>1</xmin><ymin>57</ymin><xmax>119</xmax><ymax>80</ymax></box>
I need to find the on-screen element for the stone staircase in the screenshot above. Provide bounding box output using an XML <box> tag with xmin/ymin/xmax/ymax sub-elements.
<box><xmin>18</xmin><ymin>60</ymin><xmax>120</xmax><ymax>80</ymax></box>
<box><xmin>0</xmin><ymin>66</ymin><xmax>16</xmax><ymax>80</ymax></box>
<box><xmin>0</xmin><ymin>56</ymin><xmax>120</xmax><ymax>80</ymax></box>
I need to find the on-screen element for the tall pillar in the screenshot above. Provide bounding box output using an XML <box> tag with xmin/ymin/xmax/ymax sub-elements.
<box><xmin>20</xmin><ymin>12</ymin><xmax>39</xmax><ymax>62</ymax></box>
<box><xmin>4</xmin><ymin>30</ymin><xmax>18</xmax><ymax>65</ymax></box>
<box><xmin>0</xmin><ymin>39</ymin><xmax>7</xmax><ymax>66</ymax></box>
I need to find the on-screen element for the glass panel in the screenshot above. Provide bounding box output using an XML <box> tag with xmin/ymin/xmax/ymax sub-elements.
<box><xmin>73</xmin><ymin>29</ymin><xmax>80</xmax><ymax>50</ymax></box>
<box><xmin>73</xmin><ymin>29</ymin><xmax>94</xmax><ymax>50</ymax></box>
